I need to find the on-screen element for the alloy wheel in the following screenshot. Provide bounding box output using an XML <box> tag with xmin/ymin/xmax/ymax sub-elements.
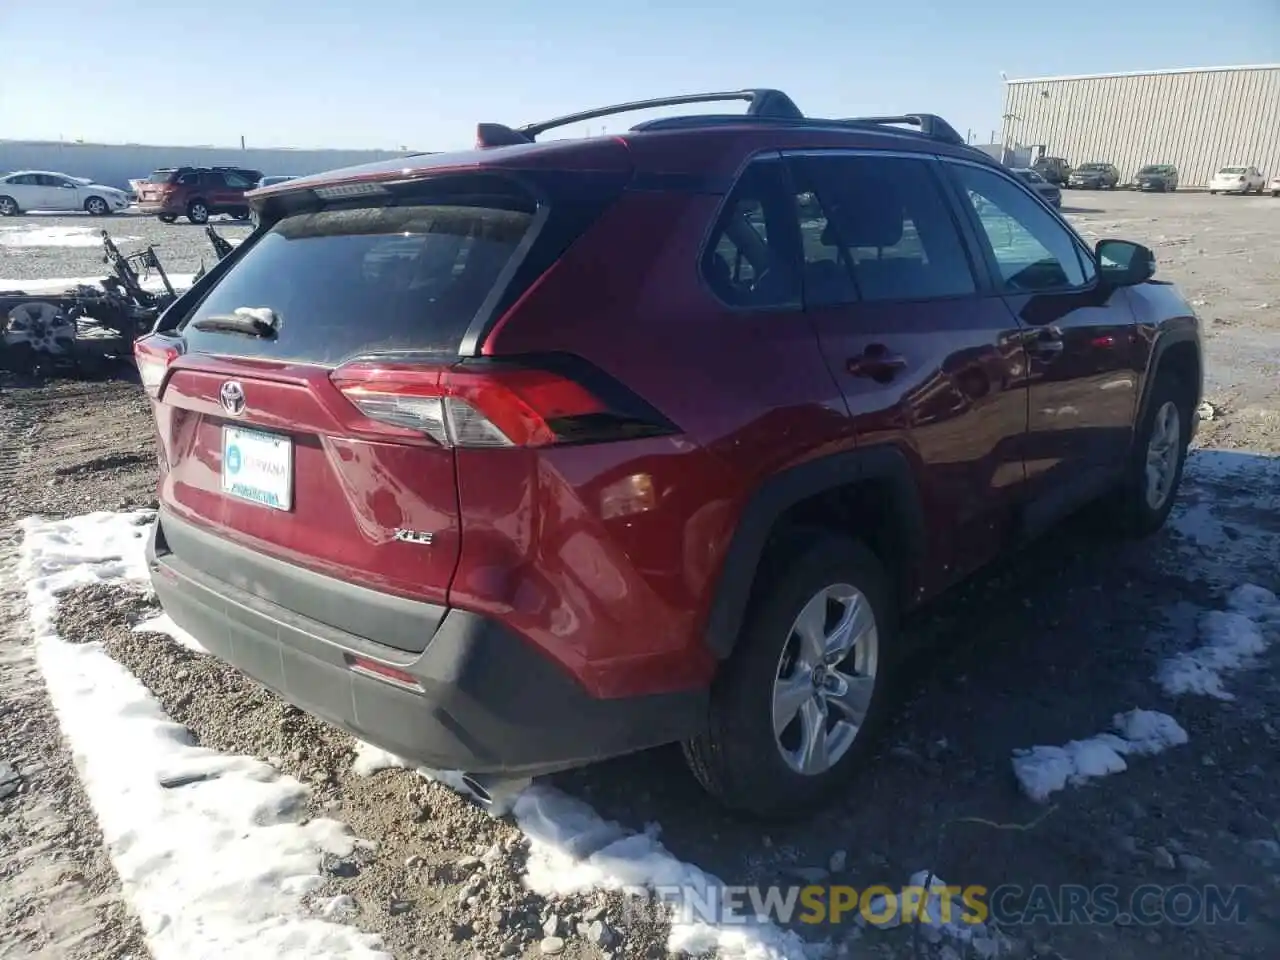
<box><xmin>771</xmin><ymin>583</ymin><xmax>879</xmax><ymax>776</ymax></box>
<box><xmin>1144</xmin><ymin>400</ymin><xmax>1181</xmax><ymax>510</ymax></box>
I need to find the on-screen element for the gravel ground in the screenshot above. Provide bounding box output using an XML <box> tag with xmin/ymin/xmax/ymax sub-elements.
<box><xmin>1</xmin><ymin>192</ymin><xmax>1279</xmax><ymax>960</ymax></box>
<box><xmin>0</xmin><ymin>210</ymin><xmax>251</xmax><ymax>285</ymax></box>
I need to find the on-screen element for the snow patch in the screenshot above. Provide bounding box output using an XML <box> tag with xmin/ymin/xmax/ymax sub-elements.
<box><xmin>860</xmin><ymin>870</ymin><xmax>1009</xmax><ymax>954</ymax></box>
<box><xmin>0</xmin><ymin>225</ymin><xmax>139</xmax><ymax>248</ymax></box>
<box><xmin>517</xmin><ymin>787</ymin><xmax>813</xmax><ymax>959</ymax></box>
<box><xmin>0</xmin><ymin>274</ymin><xmax>195</xmax><ymax>295</ymax></box>
<box><xmin>1155</xmin><ymin>584</ymin><xmax>1280</xmax><ymax>699</ymax></box>
<box><xmin>1012</xmin><ymin>709</ymin><xmax>1189</xmax><ymax>803</ymax></box>
<box><xmin>351</xmin><ymin>744</ymin><xmax>811</xmax><ymax>958</ymax></box>
<box><xmin>134</xmin><ymin>612</ymin><xmax>208</xmax><ymax>654</ymax></box>
<box><xmin>351</xmin><ymin>740</ymin><xmax>412</xmax><ymax>776</ymax></box>
<box><xmin>18</xmin><ymin>511</ymin><xmax>390</xmax><ymax>960</ymax></box>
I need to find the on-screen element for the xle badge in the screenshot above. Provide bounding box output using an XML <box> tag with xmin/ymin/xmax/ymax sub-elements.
<box><xmin>393</xmin><ymin>529</ymin><xmax>434</xmax><ymax>545</ymax></box>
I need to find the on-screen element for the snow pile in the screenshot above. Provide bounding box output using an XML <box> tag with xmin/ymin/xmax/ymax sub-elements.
<box><xmin>860</xmin><ymin>870</ymin><xmax>1010</xmax><ymax>954</ymax></box>
<box><xmin>516</xmin><ymin>787</ymin><xmax>813</xmax><ymax>960</ymax></box>
<box><xmin>19</xmin><ymin>512</ymin><xmax>390</xmax><ymax>960</ymax></box>
<box><xmin>1012</xmin><ymin>708</ymin><xmax>1189</xmax><ymax>803</ymax></box>
<box><xmin>134</xmin><ymin>612</ymin><xmax>208</xmax><ymax>654</ymax></box>
<box><xmin>351</xmin><ymin>741</ymin><xmax>810</xmax><ymax>959</ymax></box>
<box><xmin>0</xmin><ymin>273</ymin><xmax>196</xmax><ymax>295</ymax></box>
<box><xmin>1155</xmin><ymin>584</ymin><xmax>1280</xmax><ymax>700</ymax></box>
<box><xmin>0</xmin><ymin>225</ymin><xmax>138</xmax><ymax>248</ymax></box>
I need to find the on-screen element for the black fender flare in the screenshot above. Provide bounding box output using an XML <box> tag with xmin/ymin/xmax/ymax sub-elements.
<box><xmin>1135</xmin><ymin>320</ymin><xmax>1201</xmax><ymax>437</ymax></box>
<box><xmin>702</xmin><ymin>445</ymin><xmax>925</xmax><ymax>659</ymax></box>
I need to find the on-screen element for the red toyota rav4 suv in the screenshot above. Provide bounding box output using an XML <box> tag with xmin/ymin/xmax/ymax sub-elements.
<box><xmin>136</xmin><ymin>89</ymin><xmax>1201</xmax><ymax>818</ymax></box>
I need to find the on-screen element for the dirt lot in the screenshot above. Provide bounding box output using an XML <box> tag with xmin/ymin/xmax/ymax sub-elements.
<box><xmin>2</xmin><ymin>192</ymin><xmax>1279</xmax><ymax>960</ymax></box>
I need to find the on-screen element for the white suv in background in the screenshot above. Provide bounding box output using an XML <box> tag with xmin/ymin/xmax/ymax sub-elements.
<box><xmin>1269</xmin><ymin>174</ymin><xmax>1280</xmax><ymax>198</ymax></box>
<box><xmin>0</xmin><ymin>170</ymin><xmax>131</xmax><ymax>216</ymax></box>
<box><xmin>1209</xmin><ymin>165</ymin><xmax>1265</xmax><ymax>195</ymax></box>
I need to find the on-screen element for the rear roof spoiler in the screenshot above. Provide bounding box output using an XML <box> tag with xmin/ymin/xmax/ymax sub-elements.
<box><xmin>475</xmin><ymin>90</ymin><xmax>966</xmax><ymax>149</ymax></box>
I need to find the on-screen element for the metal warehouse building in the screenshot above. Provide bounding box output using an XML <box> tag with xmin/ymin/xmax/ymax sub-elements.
<box><xmin>1000</xmin><ymin>64</ymin><xmax>1280</xmax><ymax>188</ymax></box>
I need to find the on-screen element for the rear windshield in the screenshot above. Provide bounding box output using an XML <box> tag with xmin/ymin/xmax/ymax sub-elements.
<box><xmin>1078</xmin><ymin>164</ymin><xmax>1107</xmax><ymax>172</ymax></box>
<box><xmin>179</xmin><ymin>202</ymin><xmax>536</xmax><ymax>364</ymax></box>
<box><xmin>1220</xmin><ymin>167</ymin><xmax>1246</xmax><ymax>174</ymax></box>
<box><xmin>149</xmin><ymin>170</ymin><xmax>178</xmax><ymax>184</ymax></box>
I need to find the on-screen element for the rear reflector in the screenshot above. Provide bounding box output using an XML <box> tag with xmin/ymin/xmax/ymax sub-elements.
<box><xmin>345</xmin><ymin>655</ymin><xmax>423</xmax><ymax>692</ymax></box>
<box><xmin>330</xmin><ymin>358</ymin><xmax>676</xmax><ymax>448</ymax></box>
<box><xmin>134</xmin><ymin>335</ymin><xmax>181</xmax><ymax>398</ymax></box>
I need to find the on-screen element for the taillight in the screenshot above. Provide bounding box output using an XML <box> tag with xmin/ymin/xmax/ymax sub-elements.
<box><xmin>330</xmin><ymin>358</ymin><xmax>676</xmax><ymax>448</ymax></box>
<box><xmin>134</xmin><ymin>335</ymin><xmax>180</xmax><ymax>398</ymax></box>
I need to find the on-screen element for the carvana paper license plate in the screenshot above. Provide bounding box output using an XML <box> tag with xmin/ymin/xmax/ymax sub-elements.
<box><xmin>221</xmin><ymin>426</ymin><xmax>293</xmax><ymax>511</ymax></box>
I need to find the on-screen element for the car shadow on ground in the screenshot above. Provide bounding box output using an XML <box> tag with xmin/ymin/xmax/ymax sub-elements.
<box><xmin>551</xmin><ymin>449</ymin><xmax>1280</xmax><ymax>957</ymax></box>
<box><xmin>1060</xmin><ymin>206</ymin><xmax>1105</xmax><ymax>215</ymax></box>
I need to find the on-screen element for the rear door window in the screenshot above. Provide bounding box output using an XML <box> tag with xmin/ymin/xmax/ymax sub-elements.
<box><xmin>790</xmin><ymin>154</ymin><xmax>978</xmax><ymax>304</ymax></box>
<box><xmin>179</xmin><ymin>199</ymin><xmax>537</xmax><ymax>364</ymax></box>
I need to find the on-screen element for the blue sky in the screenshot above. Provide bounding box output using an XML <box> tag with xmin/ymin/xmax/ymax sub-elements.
<box><xmin>3</xmin><ymin>0</ymin><xmax>1277</xmax><ymax>151</ymax></box>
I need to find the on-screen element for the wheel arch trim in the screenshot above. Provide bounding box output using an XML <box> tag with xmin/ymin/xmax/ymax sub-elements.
<box><xmin>703</xmin><ymin>445</ymin><xmax>925</xmax><ymax>660</ymax></box>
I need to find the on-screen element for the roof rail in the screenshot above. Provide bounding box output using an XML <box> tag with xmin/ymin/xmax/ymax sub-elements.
<box><xmin>837</xmin><ymin>114</ymin><xmax>967</xmax><ymax>146</ymax></box>
<box><xmin>475</xmin><ymin>89</ymin><xmax>804</xmax><ymax>147</ymax></box>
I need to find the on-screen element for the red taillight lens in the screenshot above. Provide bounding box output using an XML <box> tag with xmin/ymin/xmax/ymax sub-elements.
<box><xmin>330</xmin><ymin>359</ymin><xmax>673</xmax><ymax>448</ymax></box>
<box><xmin>134</xmin><ymin>336</ymin><xmax>180</xmax><ymax>398</ymax></box>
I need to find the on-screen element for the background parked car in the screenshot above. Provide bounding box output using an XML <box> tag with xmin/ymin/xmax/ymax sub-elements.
<box><xmin>1010</xmin><ymin>167</ymin><xmax>1062</xmax><ymax>207</ymax></box>
<box><xmin>1031</xmin><ymin>155</ymin><xmax>1072</xmax><ymax>185</ymax></box>
<box><xmin>1068</xmin><ymin>162</ymin><xmax>1120</xmax><ymax>189</ymax></box>
<box><xmin>0</xmin><ymin>170</ymin><xmax>131</xmax><ymax>216</ymax></box>
<box><xmin>1270</xmin><ymin>174</ymin><xmax>1280</xmax><ymax>197</ymax></box>
<box><xmin>136</xmin><ymin>165</ymin><xmax>264</xmax><ymax>223</ymax></box>
<box><xmin>257</xmin><ymin>175</ymin><xmax>299</xmax><ymax>188</ymax></box>
<box><xmin>1209</xmin><ymin>165</ymin><xmax>1265</xmax><ymax>194</ymax></box>
<box><xmin>1135</xmin><ymin>164</ymin><xmax>1179</xmax><ymax>192</ymax></box>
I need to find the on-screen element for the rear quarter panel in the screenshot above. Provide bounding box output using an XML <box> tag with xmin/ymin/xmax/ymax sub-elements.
<box><xmin>474</xmin><ymin>188</ymin><xmax>854</xmax><ymax>698</ymax></box>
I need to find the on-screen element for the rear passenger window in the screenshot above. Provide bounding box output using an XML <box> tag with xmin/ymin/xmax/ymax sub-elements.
<box><xmin>789</xmin><ymin>155</ymin><xmax>977</xmax><ymax>305</ymax></box>
<box><xmin>701</xmin><ymin>159</ymin><xmax>801</xmax><ymax>309</ymax></box>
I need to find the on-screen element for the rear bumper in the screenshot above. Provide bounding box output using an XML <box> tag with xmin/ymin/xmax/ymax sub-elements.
<box><xmin>146</xmin><ymin>510</ymin><xmax>706</xmax><ymax>777</ymax></box>
<box><xmin>138</xmin><ymin>201</ymin><xmax>182</xmax><ymax>215</ymax></box>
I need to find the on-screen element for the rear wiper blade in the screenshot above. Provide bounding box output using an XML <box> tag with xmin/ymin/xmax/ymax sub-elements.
<box><xmin>191</xmin><ymin>307</ymin><xmax>279</xmax><ymax>338</ymax></box>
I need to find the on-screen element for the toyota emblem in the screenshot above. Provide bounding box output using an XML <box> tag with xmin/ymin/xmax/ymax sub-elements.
<box><xmin>220</xmin><ymin>381</ymin><xmax>246</xmax><ymax>416</ymax></box>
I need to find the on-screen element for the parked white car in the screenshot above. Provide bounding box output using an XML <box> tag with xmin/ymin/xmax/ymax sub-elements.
<box><xmin>1208</xmin><ymin>165</ymin><xmax>1266</xmax><ymax>195</ymax></box>
<box><xmin>0</xmin><ymin>170</ymin><xmax>131</xmax><ymax>216</ymax></box>
<box><xmin>1270</xmin><ymin>174</ymin><xmax>1280</xmax><ymax>198</ymax></box>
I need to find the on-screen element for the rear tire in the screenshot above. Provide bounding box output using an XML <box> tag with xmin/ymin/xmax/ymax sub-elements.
<box><xmin>1109</xmin><ymin>372</ymin><xmax>1192</xmax><ymax>538</ymax></box>
<box><xmin>0</xmin><ymin>196</ymin><xmax>19</xmax><ymax>216</ymax></box>
<box><xmin>187</xmin><ymin>201</ymin><xmax>209</xmax><ymax>225</ymax></box>
<box><xmin>683</xmin><ymin>532</ymin><xmax>896</xmax><ymax>819</ymax></box>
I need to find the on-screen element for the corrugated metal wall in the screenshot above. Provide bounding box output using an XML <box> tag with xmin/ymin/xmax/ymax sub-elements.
<box><xmin>1001</xmin><ymin>67</ymin><xmax>1280</xmax><ymax>188</ymax></box>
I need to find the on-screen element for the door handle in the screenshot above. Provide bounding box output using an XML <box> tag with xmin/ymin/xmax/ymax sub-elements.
<box><xmin>1029</xmin><ymin>339</ymin><xmax>1064</xmax><ymax>355</ymax></box>
<box><xmin>1027</xmin><ymin>328</ymin><xmax>1065</xmax><ymax>357</ymax></box>
<box><xmin>847</xmin><ymin>345</ymin><xmax>908</xmax><ymax>381</ymax></box>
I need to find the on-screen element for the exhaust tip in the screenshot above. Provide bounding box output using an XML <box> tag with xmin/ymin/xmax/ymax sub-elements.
<box><xmin>460</xmin><ymin>775</ymin><xmax>493</xmax><ymax>807</ymax></box>
<box><xmin>456</xmin><ymin>773</ymin><xmax>532</xmax><ymax>817</ymax></box>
